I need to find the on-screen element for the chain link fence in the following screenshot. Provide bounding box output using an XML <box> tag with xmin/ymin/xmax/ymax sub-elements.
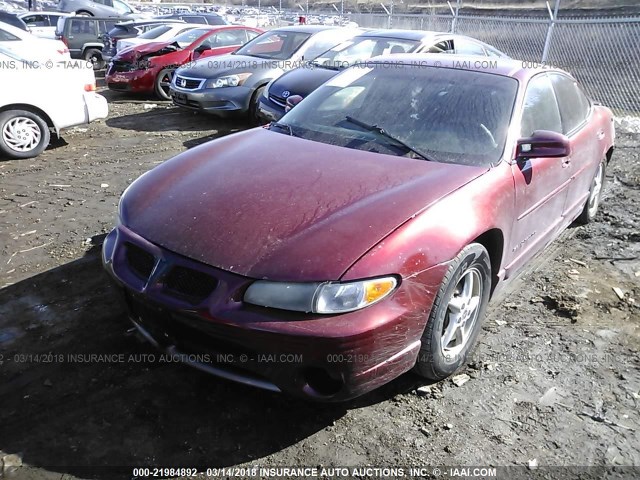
<box><xmin>132</xmin><ymin>3</ymin><xmax>640</xmax><ymax>114</ymax></box>
<box><xmin>344</xmin><ymin>12</ymin><xmax>640</xmax><ymax>114</ymax></box>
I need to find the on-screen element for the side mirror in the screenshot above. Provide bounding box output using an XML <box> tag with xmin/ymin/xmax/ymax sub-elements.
<box><xmin>516</xmin><ymin>130</ymin><xmax>570</xmax><ymax>159</ymax></box>
<box><xmin>285</xmin><ymin>94</ymin><xmax>303</xmax><ymax>112</ymax></box>
<box><xmin>194</xmin><ymin>45</ymin><xmax>209</xmax><ymax>54</ymax></box>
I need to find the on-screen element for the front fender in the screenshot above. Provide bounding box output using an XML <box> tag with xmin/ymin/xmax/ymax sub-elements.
<box><xmin>342</xmin><ymin>162</ymin><xmax>515</xmax><ymax>284</ymax></box>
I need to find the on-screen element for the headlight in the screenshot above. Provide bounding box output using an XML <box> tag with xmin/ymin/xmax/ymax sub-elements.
<box><xmin>134</xmin><ymin>59</ymin><xmax>150</xmax><ymax>70</ymax></box>
<box><xmin>244</xmin><ymin>276</ymin><xmax>398</xmax><ymax>314</ymax></box>
<box><xmin>205</xmin><ymin>73</ymin><xmax>251</xmax><ymax>89</ymax></box>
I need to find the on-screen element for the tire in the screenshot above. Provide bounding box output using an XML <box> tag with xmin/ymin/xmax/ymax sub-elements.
<box><xmin>0</xmin><ymin>109</ymin><xmax>51</xmax><ymax>160</ymax></box>
<box><xmin>248</xmin><ymin>86</ymin><xmax>266</xmax><ymax>126</ymax></box>
<box><xmin>154</xmin><ymin>68</ymin><xmax>174</xmax><ymax>100</ymax></box>
<box><xmin>414</xmin><ymin>243</ymin><xmax>491</xmax><ymax>380</ymax></box>
<box><xmin>576</xmin><ymin>159</ymin><xmax>606</xmax><ymax>225</ymax></box>
<box><xmin>84</xmin><ymin>48</ymin><xmax>104</xmax><ymax>70</ymax></box>
<box><xmin>76</xmin><ymin>10</ymin><xmax>93</xmax><ymax>16</ymax></box>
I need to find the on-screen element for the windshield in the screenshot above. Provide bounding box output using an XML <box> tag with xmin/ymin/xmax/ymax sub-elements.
<box><xmin>139</xmin><ymin>25</ymin><xmax>173</xmax><ymax>39</ymax></box>
<box><xmin>279</xmin><ymin>64</ymin><xmax>518</xmax><ymax>167</ymax></box>
<box><xmin>113</xmin><ymin>0</ymin><xmax>133</xmax><ymax>15</ymax></box>
<box><xmin>172</xmin><ymin>27</ymin><xmax>210</xmax><ymax>45</ymax></box>
<box><xmin>234</xmin><ymin>30</ymin><xmax>311</xmax><ymax>60</ymax></box>
<box><xmin>313</xmin><ymin>36</ymin><xmax>420</xmax><ymax>70</ymax></box>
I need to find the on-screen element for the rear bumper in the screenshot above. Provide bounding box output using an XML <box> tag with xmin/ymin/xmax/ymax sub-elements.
<box><xmin>102</xmin><ymin>225</ymin><xmax>444</xmax><ymax>401</ymax></box>
<box><xmin>84</xmin><ymin>92</ymin><xmax>108</xmax><ymax>122</ymax></box>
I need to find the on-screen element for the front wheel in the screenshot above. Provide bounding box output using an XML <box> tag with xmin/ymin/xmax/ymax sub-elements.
<box><xmin>576</xmin><ymin>160</ymin><xmax>606</xmax><ymax>225</ymax></box>
<box><xmin>248</xmin><ymin>86</ymin><xmax>266</xmax><ymax>126</ymax></box>
<box><xmin>414</xmin><ymin>243</ymin><xmax>491</xmax><ymax>380</ymax></box>
<box><xmin>0</xmin><ymin>109</ymin><xmax>51</xmax><ymax>159</ymax></box>
<box><xmin>154</xmin><ymin>68</ymin><xmax>174</xmax><ymax>100</ymax></box>
<box><xmin>84</xmin><ymin>48</ymin><xmax>104</xmax><ymax>70</ymax></box>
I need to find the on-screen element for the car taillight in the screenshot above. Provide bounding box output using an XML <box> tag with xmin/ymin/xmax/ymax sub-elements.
<box><xmin>84</xmin><ymin>83</ymin><xmax>96</xmax><ymax>92</ymax></box>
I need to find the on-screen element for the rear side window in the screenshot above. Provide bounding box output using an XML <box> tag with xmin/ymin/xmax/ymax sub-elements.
<box><xmin>520</xmin><ymin>74</ymin><xmax>563</xmax><ymax>137</ymax></box>
<box><xmin>139</xmin><ymin>25</ymin><xmax>172</xmax><ymax>39</ymax></box>
<box><xmin>207</xmin><ymin>15</ymin><xmax>226</xmax><ymax>26</ymax></box>
<box><xmin>22</xmin><ymin>14</ymin><xmax>48</xmax><ymax>26</ymax></box>
<box><xmin>0</xmin><ymin>28</ymin><xmax>20</xmax><ymax>41</ymax></box>
<box><xmin>182</xmin><ymin>16</ymin><xmax>206</xmax><ymax>24</ymax></box>
<box><xmin>454</xmin><ymin>38</ymin><xmax>486</xmax><ymax>56</ymax></box>
<box><xmin>302</xmin><ymin>31</ymin><xmax>358</xmax><ymax>61</ymax></box>
<box><xmin>246</xmin><ymin>30</ymin><xmax>259</xmax><ymax>42</ymax></box>
<box><xmin>211</xmin><ymin>30</ymin><xmax>250</xmax><ymax>47</ymax></box>
<box><xmin>549</xmin><ymin>73</ymin><xmax>591</xmax><ymax>134</ymax></box>
<box><xmin>427</xmin><ymin>39</ymin><xmax>454</xmax><ymax>53</ymax></box>
<box><xmin>71</xmin><ymin>20</ymin><xmax>97</xmax><ymax>36</ymax></box>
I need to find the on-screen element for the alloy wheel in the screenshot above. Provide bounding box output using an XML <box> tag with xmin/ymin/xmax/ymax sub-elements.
<box><xmin>441</xmin><ymin>268</ymin><xmax>482</xmax><ymax>359</ymax></box>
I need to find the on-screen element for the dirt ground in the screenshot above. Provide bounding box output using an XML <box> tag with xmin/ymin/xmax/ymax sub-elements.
<box><xmin>0</xmin><ymin>88</ymin><xmax>639</xmax><ymax>480</ymax></box>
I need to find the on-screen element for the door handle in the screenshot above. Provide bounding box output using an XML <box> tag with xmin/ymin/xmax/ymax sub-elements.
<box><xmin>562</xmin><ymin>157</ymin><xmax>571</xmax><ymax>168</ymax></box>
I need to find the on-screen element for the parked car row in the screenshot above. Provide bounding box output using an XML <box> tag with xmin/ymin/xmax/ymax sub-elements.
<box><xmin>105</xmin><ymin>25</ymin><xmax>263</xmax><ymax>100</ymax></box>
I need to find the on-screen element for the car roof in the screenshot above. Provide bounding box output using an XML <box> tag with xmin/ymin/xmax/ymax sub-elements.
<box><xmin>65</xmin><ymin>16</ymin><xmax>125</xmax><ymax>21</ymax></box>
<box><xmin>18</xmin><ymin>11</ymin><xmax>71</xmax><ymax>16</ymax></box>
<box><xmin>356</xmin><ymin>29</ymin><xmax>444</xmax><ymax>41</ymax></box>
<box><xmin>271</xmin><ymin>25</ymin><xmax>348</xmax><ymax>34</ymax></box>
<box><xmin>364</xmin><ymin>53</ymin><xmax>569</xmax><ymax>82</ymax></box>
<box><xmin>114</xmin><ymin>19</ymin><xmax>186</xmax><ymax>26</ymax></box>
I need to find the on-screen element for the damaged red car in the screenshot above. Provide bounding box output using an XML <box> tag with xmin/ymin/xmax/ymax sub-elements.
<box><xmin>103</xmin><ymin>55</ymin><xmax>614</xmax><ymax>401</ymax></box>
<box><xmin>105</xmin><ymin>26</ymin><xmax>262</xmax><ymax>99</ymax></box>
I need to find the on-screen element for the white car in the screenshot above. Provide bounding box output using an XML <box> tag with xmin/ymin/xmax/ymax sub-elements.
<box><xmin>18</xmin><ymin>11</ymin><xmax>71</xmax><ymax>39</ymax></box>
<box><xmin>0</xmin><ymin>47</ymin><xmax>108</xmax><ymax>159</ymax></box>
<box><xmin>0</xmin><ymin>20</ymin><xmax>70</xmax><ymax>59</ymax></box>
<box><xmin>116</xmin><ymin>23</ymin><xmax>199</xmax><ymax>51</ymax></box>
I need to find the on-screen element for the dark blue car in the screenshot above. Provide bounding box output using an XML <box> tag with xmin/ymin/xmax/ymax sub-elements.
<box><xmin>258</xmin><ymin>29</ymin><xmax>508</xmax><ymax>122</ymax></box>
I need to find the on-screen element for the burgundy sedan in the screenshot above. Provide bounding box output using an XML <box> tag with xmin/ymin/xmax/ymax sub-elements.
<box><xmin>103</xmin><ymin>55</ymin><xmax>615</xmax><ymax>401</ymax></box>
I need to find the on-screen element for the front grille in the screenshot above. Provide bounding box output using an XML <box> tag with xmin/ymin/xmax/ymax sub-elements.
<box><xmin>164</xmin><ymin>266</ymin><xmax>217</xmax><ymax>302</ymax></box>
<box><xmin>174</xmin><ymin>75</ymin><xmax>203</xmax><ymax>90</ymax></box>
<box><xmin>269</xmin><ymin>94</ymin><xmax>286</xmax><ymax>108</ymax></box>
<box><xmin>109</xmin><ymin>61</ymin><xmax>135</xmax><ymax>73</ymax></box>
<box><xmin>125</xmin><ymin>243</ymin><xmax>156</xmax><ymax>280</ymax></box>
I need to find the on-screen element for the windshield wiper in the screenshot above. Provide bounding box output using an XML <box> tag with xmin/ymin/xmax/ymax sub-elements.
<box><xmin>344</xmin><ymin>115</ymin><xmax>432</xmax><ymax>161</ymax></box>
<box><xmin>270</xmin><ymin>121</ymin><xmax>295</xmax><ymax>136</ymax></box>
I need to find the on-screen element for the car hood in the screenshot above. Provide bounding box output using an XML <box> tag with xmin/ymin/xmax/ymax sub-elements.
<box><xmin>120</xmin><ymin>129</ymin><xmax>487</xmax><ymax>281</ymax></box>
<box><xmin>269</xmin><ymin>65</ymin><xmax>339</xmax><ymax>99</ymax></box>
<box><xmin>115</xmin><ymin>40</ymin><xmax>178</xmax><ymax>61</ymax></box>
<box><xmin>176</xmin><ymin>53</ymin><xmax>282</xmax><ymax>79</ymax></box>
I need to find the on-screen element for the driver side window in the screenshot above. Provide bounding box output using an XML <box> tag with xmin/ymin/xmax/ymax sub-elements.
<box><xmin>520</xmin><ymin>74</ymin><xmax>563</xmax><ymax>137</ymax></box>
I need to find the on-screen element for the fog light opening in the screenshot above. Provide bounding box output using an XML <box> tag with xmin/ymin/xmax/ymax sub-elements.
<box><xmin>303</xmin><ymin>367</ymin><xmax>343</xmax><ymax>397</ymax></box>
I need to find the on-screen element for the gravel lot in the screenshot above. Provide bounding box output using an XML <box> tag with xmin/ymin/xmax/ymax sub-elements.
<box><xmin>0</xmin><ymin>90</ymin><xmax>639</xmax><ymax>480</ymax></box>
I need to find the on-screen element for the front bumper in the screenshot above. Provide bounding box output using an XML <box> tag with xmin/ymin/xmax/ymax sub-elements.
<box><xmin>169</xmin><ymin>85</ymin><xmax>253</xmax><ymax>115</ymax></box>
<box><xmin>257</xmin><ymin>95</ymin><xmax>285</xmax><ymax>123</ymax></box>
<box><xmin>105</xmin><ymin>67</ymin><xmax>156</xmax><ymax>93</ymax></box>
<box><xmin>102</xmin><ymin>225</ymin><xmax>444</xmax><ymax>401</ymax></box>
